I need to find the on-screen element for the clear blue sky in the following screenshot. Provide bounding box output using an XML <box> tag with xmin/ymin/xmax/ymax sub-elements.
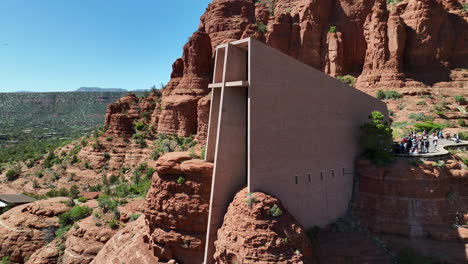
<box><xmin>0</xmin><ymin>0</ymin><xmax>212</xmax><ymax>92</ymax></box>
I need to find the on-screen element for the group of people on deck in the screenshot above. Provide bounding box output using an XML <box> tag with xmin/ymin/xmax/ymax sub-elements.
<box><xmin>395</xmin><ymin>130</ymin><xmax>462</xmax><ymax>155</ymax></box>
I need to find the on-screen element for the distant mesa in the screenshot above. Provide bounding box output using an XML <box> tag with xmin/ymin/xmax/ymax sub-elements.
<box><xmin>77</xmin><ymin>87</ymin><xmax>128</xmax><ymax>92</ymax></box>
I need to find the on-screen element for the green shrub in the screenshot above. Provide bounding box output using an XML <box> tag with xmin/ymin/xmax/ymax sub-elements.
<box><xmin>46</xmin><ymin>187</ymin><xmax>70</xmax><ymax>197</ymax></box>
<box><xmin>97</xmin><ymin>195</ymin><xmax>121</xmax><ymax>213</ymax></box>
<box><xmin>52</xmin><ymin>172</ymin><xmax>61</xmax><ymax>180</ymax></box>
<box><xmin>135</xmin><ymin>122</ymin><xmax>146</xmax><ymax>131</ymax></box>
<box><xmin>1</xmin><ymin>202</ymin><xmax>15</xmax><ymax>214</ymax></box>
<box><xmin>6</xmin><ymin>168</ymin><xmax>20</xmax><ymax>181</ymax></box>
<box><xmin>35</xmin><ymin>171</ymin><xmax>44</xmax><ymax>178</ymax></box>
<box><xmin>270</xmin><ymin>204</ymin><xmax>283</xmax><ymax>217</ymax></box>
<box><xmin>69</xmin><ymin>185</ymin><xmax>80</xmax><ymax>198</ymax></box>
<box><xmin>255</xmin><ymin>22</ymin><xmax>267</xmax><ymax>33</ymax></box>
<box><xmin>70</xmin><ymin>155</ymin><xmax>79</xmax><ymax>164</ymax></box>
<box><xmin>432</xmin><ymin>104</ymin><xmax>447</xmax><ymax>116</ymax></box>
<box><xmin>376</xmin><ymin>90</ymin><xmax>402</xmax><ymax>100</ymax></box>
<box><xmin>455</xmin><ymin>95</ymin><xmax>467</xmax><ymax>104</ymax></box>
<box><xmin>329</xmin><ymin>26</ymin><xmax>337</xmax><ymax>33</ymax></box>
<box><xmin>458</xmin><ymin>119</ymin><xmax>466</xmax><ymax>127</ymax></box>
<box><xmin>462</xmin><ymin>158</ymin><xmax>468</xmax><ymax>166</ymax></box>
<box><xmin>246</xmin><ymin>192</ymin><xmax>256</xmax><ymax>208</ymax></box>
<box><xmin>408</xmin><ymin>113</ymin><xmax>434</xmax><ymax>122</ymax></box>
<box><xmin>200</xmin><ymin>146</ymin><xmax>206</xmax><ymax>160</ymax></box>
<box><xmin>120</xmin><ymin>166</ymin><xmax>130</xmax><ymax>174</ymax></box>
<box><xmin>109</xmin><ymin>174</ymin><xmax>119</xmax><ymax>184</ymax></box>
<box><xmin>145</xmin><ymin>168</ymin><xmax>155</xmax><ymax>180</ymax></box>
<box><xmin>336</xmin><ymin>75</ymin><xmax>356</xmax><ymax>86</ymax></box>
<box><xmin>416</xmin><ymin>101</ymin><xmax>427</xmax><ymax>106</ymax></box>
<box><xmin>108</xmin><ymin>218</ymin><xmax>119</xmax><ymax>229</ymax></box>
<box><xmin>151</xmin><ymin>150</ymin><xmax>160</xmax><ymax>161</ymax></box>
<box><xmin>105</xmin><ymin>136</ymin><xmax>113</xmax><ymax>142</ymax></box>
<box><xmin>55</xmin><ymin>225</ymin><xmax>72</xmax><ymax>239</ymax></box>
<box><xmin>88</xmin><ymin>184</ymin><xmax>102</xmax><ymax>192</ymax></box>
<box><xmin>91</xmin><ymin>140</ymin><xmax>104</xmax><ymax>151</ymax></box>
<box><xmin>177</xmin><ymin>176</ymin><xmax>186</xmax><ymax>184</ymax></box>
<box><xmin>135</xmin><ymin>137</ymin><xmax>147</xmax><ymax>148</ymax></box>
<box><xmin>420</xmin><ymin>94</ymin><xmax>434</xmax><ymax>99</ymax></box>
<box><xmin>432</xmin><ymin>160</ymin><xmax>446</xmax><ymax>168</ymax></box>
<box><xmin>459</xmin><ymin>131</ymin><xmax>468</xmax><ymax>140</ymax></box>
<box><xmin>77</xmin><ymin>197</ymin><xmax>87</xmax><ymax>203</ymax></box>
<box><xmin>132</xmin><ymin>133</ymin><xmax>144</xmax><ymax>140</ymax></box>
<box><xmin>408</xmin><ymin>158</ymin><xmax>424</xmax><ymax>167</ymax></box>
<box><xmin>103</xmin><ymin>152</ymin><xmax>111</xmax><ymax>160</ymax></box>
<box><xmin>26</xmin><ymin>159</ymin><xmax>36</xmax><ymax>168</ymax></box>
<box><xmin>59</xmin><ymin>206</ymin><xmax>92</xmax><ymax>226</ymax></box>
<box><xmin>376</xmin><ymin>90</ymin><xmax>386</xmax><ymax>100</ymax></box>
<box><xmin>129</xmin><ymin>213</ymin><xmax>141</xmax><ymax>222</ymax></box>
<box><xmin>413</xmin><ymin>122</ymin><xmax>444</xmax><ymax>133</ymax></box>
<box><xmin>44</xmin><ymin>152</ymin><xmax>57</xmax><ymax>168</ymax></box>
<box><xmin>359</xmin><ymin>111</ymin><xmax>393</xmax><ymax>165</ymax></box>
<box><xmin>1</xmin><ymin>256</ymin><xmax>10</xmax><ymax>264</ymax></box>
<box><xmin>33</xmin><ymin>179</ymin><xmax>40</xmax><ymax>189</ymax></box>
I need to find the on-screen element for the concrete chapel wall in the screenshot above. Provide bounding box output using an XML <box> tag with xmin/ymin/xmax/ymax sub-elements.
<box><xmin>203</xmin><ymin>38</ymin><xmax>388</xmax><ymax>263</ymax></box>
<box><xmin>248</xmin><ymin>39</ymin><xmax>388</xmax><ymax>228</ymax></box>
<box><xmin>204</xmin><ymin>43</ymin><xmax>249</xmax><ymax>263</ymax></box>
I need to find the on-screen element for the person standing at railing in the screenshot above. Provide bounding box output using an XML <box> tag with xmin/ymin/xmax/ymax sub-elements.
<box><xmin>425</xmin><ymin>138</ymin><xmax>430</xmax><ymax>153</ymax></box>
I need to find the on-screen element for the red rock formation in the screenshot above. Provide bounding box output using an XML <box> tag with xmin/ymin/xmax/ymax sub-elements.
<box><xmin>90</xmin><ymin>0</ymin><xmax>468</xmax><ymax>143</ymax></box>
<box><xmin>200</xmin><ymin>0</ymin><xmax>256</xmax><ymax>49</ymax></box>
<box><xmin>353</xmin><ymin>157</ymin><xmax>468</xmax><ymax>263</ymax></box>
<box><xmin>101</xmin><ymin>0</ymin><xmax>467</xmax><ymax>141</ymax></box>
<box><xmin>90</xmin><ymin>217</ymin><xmax>158</xmax><ymax>264</ymax></box>
<box><xmin>61</xmin><ymin>217</ymin><xmax>117</xmax><ymax>264</ymax></box>
<box><xmin>26</xmin><ymin>240</ymin><xmax>61</xmax><ymax>264</ymax></box>
<box><xmin>214</xmin><ymin>188</ymin><xmax>314</xmax><ymax>264</ymax></box>
<box><xmin>324</xmin><ymin>31</ymin><xmax>344</xmax><ymax>77</ymax></box>
<box><xmin>0</xmin><ymin>197</ymin><xmax>72</xmax><ymax>263</ymax></box>
<box><xmin>356</xmin><ymin>0</ymin><xmax>406</xmax><ymax>90</ymax></box>
<box><xmin>195</xmin><ymin>94</ymin><xmax>211</xmax><ymax>143</ymax></box>
<box><xmin>156</xmin><ymin>32</ymin><xmax>213</xmax><ymax>137</ymax></box>
<box><xmin>144</xmin><ymin>152</ymin><xmax>213</xmax><ymax>263</ymax></box>
<box><xmin>104</xmin><ymin>93</ymin><xmax>140</xmax><ymax>135</ymax></box>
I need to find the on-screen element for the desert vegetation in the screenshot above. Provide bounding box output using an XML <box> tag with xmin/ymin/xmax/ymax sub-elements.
<box><xmin>359</xmin><ymin>111</ymin><xmax>393</xmax><ymax>164</ymax></box>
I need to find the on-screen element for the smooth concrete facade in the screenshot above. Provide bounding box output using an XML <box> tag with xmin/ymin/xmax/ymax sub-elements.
<box><xmin>203</xmin><ymin>38</ymin><xmax>388</xmax><ymax>264</ymax></box>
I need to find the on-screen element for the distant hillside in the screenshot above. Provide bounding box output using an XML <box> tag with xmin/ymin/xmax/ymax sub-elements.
<box><xmin>77</xmin><ymin>87</ymin><xmax>127</xmax><ymax>92</ymax></box>
<box><xmin>0</xmin><ymin>92</ymin><xmax>133</xmax><ymax>127</ymax></box>
<box><xmin>0</xmin><ymin>91</ymin><xmax>141</xmax><ymax>163</ymax></box>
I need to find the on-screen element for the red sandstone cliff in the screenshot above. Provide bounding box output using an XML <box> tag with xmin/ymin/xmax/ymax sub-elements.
<box><xmin>353</xmin><ymin>156</ymin><xmax>468</xmax><ymax>263</ymax></box>
<box><xmin>0</xmin><ymin>198</ymin><xmax>72</xmax><ymax>263</ymax></box>
<box><xmin>59</xmin><ymin>0</ymin><xmax>464</xmax><ymax>143</ymax></box>
<box><xmin>214</xmin><ymin>188</ymin><xmax>314</xmax><ymax>264</ymax></box>
<box><xmin>152</xmin><ymin>0</ymin><xmax>467</xmax><ymax>140</ymax></box>
<box><xmin>91</xmin><ymin>152</ymin><xmax>213</xmax><ymax>264</ymax></box>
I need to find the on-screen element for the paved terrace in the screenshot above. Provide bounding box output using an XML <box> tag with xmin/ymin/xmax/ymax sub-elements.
<box><xmin>395</xmin><ymin>138</ymin><xmax>468</xmax><ymax>158</ymax></box>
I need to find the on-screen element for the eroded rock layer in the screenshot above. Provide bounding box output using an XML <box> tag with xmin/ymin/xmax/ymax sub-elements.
<box><xmin>0</xmin><ymin>197</ymin><xmax>72</xmax><ymax>263</ymax></box>
<box><xmin>154</xmin><ymin>0</ymin><xmax>467</xmax><ymax>140</ymax></box>
<box><xmin>214</xmin><ymin>188</ymin><xmax>314</xmax><ymax>264</ymax></box>
<box><xmin>353</xmin><ymin>157</ymin><xmax>468</xmax><ymax>263</ymax></box>
<box><xmin>144</xmin><ymin>152</ymin><xmax>214</xmax><ymax>263</ymax></box>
